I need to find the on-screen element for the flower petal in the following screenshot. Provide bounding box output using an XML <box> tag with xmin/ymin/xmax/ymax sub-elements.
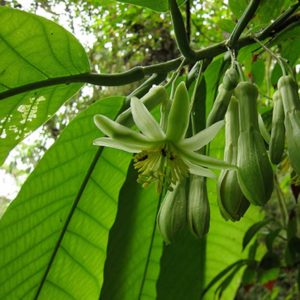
<box><xmin>131</xmin><ymin>97</ymin><xmax>165</xmax><ymax>140</ymax></box>
<box><xmin>185</xmin><ymin>160</ymin><xmax>216</xmax><ymax>178</ymax></box>
<box><xmin>177</xmin><ymin>146</ymin><xmax>236</xmax><ymax>170</ymax></box>
<box><xmin>93</xmin><ymin>137</ymin><xmax>145</xmax><ymax>153</ymax></box>
<box><xmin>179</xmin><ymin>120</ymin><xmax>224</xmax><ymax>151</ymax></box>
<box><xmin>166</xmin><ymin>82</ymin><xmax>190</xmax><ymax>142</ymax></box>
<box><xmin>94</xmin><ymin>114</ymin><xmax>150</xmax><ymax>144</ymax></box>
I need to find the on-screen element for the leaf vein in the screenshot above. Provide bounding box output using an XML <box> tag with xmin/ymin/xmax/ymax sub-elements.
<box><xmin>0</xmin><ymin>33</ymin><xmax>49</xmax><ymax>78</ymax></box>
<box><xmin>90</xmin><ymin>176</ymin><xmax>116</xmax><ymax>204</ymax></box>
<box><xmin>0</xmin><ymin>230</ymin><xmax>61</xmax><ymax>271</ymax></box>
<box><xmin>0</xmin><ymin>203</ymin><xmax>70</xmax><ymax>251</ymax></box>
<box><xmin>60</xmin><ymin>245</ymin><xmax>100</xmax><ymax>288</ymax></box>
<box><xmin>76</xmin><ymin>206</ymin><xmax>109</xmax><ymax>231</ymax></box>
<box><xmin>66</xmin><ymin>229</ymin><xmax>105</xmax><ymax>254</ymax></box>
<box><xmin>0</xmin><ymin>248</ymin><xmax>52</xmax><ymax>286</ymax></box>
<box><xmin>45</xmin><ymin>279</ymin><xmax>76</xmax><ymax>300</ymax></box>
<box><xmin>0</xmin><ymin>265</ymin><xmax>46</xmax><ymax>299</ymax></box>
<box><xmin>0</xmin><ymin>194</ymin><xmax>74</xmax><ymax>231</ymax></box>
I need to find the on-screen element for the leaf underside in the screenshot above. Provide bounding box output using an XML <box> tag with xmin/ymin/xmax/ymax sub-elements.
<box><xmin>0</xmin><ymin>96</ymin><xmax>132</xmax><ymax>299</ymax></box>
<box><xmin>0</xmin><ymin>7</ymin><xmax>90</xmax><ymax>165</ymax></box>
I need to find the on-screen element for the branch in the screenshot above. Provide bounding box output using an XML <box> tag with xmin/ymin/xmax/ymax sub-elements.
<box><xmin>259</xmin><ymin>1</ymin><xmax>300</xmax><ymax>39</ymax></box>
<box><xmin>0</xmin><ymin>60</ymin><xmax>180</xmax><ymax>101</ymax></box>
<box><xmin>186</xmin><ymin>0</ymin><xmax>191</xmax><ymax>44</ymax></box>
<box><xmin>0</xmin><ymin>9</ymin><xmax>299</xmax><ymax>102</ymax></box>
<box><xmin>227</xmin><ymin>0</ymin><xmax>261</xmax><ymax>48</ymax></box>
<box><xmin>168</xmin><ymin>0</ymin><xmax>197</xmax><ymax>60</ymax></box>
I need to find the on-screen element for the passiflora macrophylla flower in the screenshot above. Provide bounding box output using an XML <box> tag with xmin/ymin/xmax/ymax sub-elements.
<box><xmin>94</xmin><ymin>82</ymin><xmax>233</xmax><ymax>191</ymax></box>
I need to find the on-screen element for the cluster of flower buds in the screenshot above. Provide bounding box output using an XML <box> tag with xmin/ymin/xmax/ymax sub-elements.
<box><xmin>277</xmin><ymin>75</ymin><xmax>300</xmax><ymax>175</ymax></box>
<box><xmin>208</xmin><ymin>65</ymin><xmax>274</xmax><ymax>220</ymax></box>
<box><xmin>211</xmin><ymin>66</ymin><xmax>300</xmax><ymax>222</ymax></box>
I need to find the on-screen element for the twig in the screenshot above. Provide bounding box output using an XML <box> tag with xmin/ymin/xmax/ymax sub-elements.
<box><xmin>0</xmin><ymin>14</ymin><xmax>299</xmax><ymax>101</ymax></box>
<box><xmin>168</xmin><ymin>0</ymin><xmax>197</xmax><ymax>60</ymax></box>
<box><xmin>227</xmin><ymin>0</ymin><xmax>261</xmax><ymax>48</ymax></box>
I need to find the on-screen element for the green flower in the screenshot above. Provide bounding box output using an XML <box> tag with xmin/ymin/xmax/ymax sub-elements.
<box><xmin>94</xmin><ymin>82</ymin><xmax>232</xmax><ymax>191</ymax></box>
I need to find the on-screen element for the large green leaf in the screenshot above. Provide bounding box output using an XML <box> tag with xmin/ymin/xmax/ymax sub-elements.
<box><xmin>157</xmin><ymin>230</ymin><xmax>206</xmax><ymax>299</ymax></box>
<box><xmin>0</xmin><ymin>96</ymin><xmax>132</xmax><ymax>299</ymax></box>
<box><xmin>0</xmin><ymin>7</ymin><xmax>90</xmax><ymax>165</ymax></box>
<box><xmin>115</xmin><ymin>0</ymin><xmax>186</xmax><ymax>12</ymax></box>
<box><xmin>101</xmin><ymin>166</ymin><xmax>162</xmax><ymax>300</ymax></box>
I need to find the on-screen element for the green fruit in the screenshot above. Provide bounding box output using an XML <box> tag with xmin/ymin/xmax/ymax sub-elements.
<box><xmin>218</xmin><ymin>170</ymin><xmax>250</xmax><ymax>221</ymax></box>
<box><xmin>207</xmin><ymin>66</ymin><xmax>239</xmax><ymax>126</ymax></box>
<box><xmin>218</xmin><ymin>97</ymin><xmax>250</xmax><ymax>220</ymax></box>
<box><xmin>278</xmin><ymin>75</ymin><xmax>300</xmax><ymax>175</ymax></box>
<box><xmin>235</xmin><ymin>82</ymin><xmax>274</xmax><ymax>206</ymax></box>
<box><xmin>284</xmin><ymin>110</ymin><xmax>300</xmax><ymax>175</ymax></box>
<box><xmin>278</xmin><ymin>75</ymin><xmax>300</xmax><ymax>113</ymax></box>
<box><xmin>187</xmin><ymin>175</ymin><xmax>210</xmax><ymax>238</ymax></box>
<box><xmin>223</xmin><ymin>67</ymin><xmax>240</xmax><ymax>90</ymax></box>
<box><xmin>157</xmin><ymin>181</ymin><xmax>186</xmax><ymax>244</ymax></box>
<box><xmin>269</xmin><ymin>90</ymin><xmax>285</xmax><ymax>164</ymax></box>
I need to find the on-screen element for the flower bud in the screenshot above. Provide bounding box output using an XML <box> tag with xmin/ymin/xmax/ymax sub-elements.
<box><xmin>187</xmin><ymin>175</ymin><xmax>210</xmax><ymax>238</ymax></box>
<box><xmin>269</xmin><ymin>91</ymin><xmax>285</xmax><ymax>164</ymax></box>
<box><xmin>218</xmin><ymin>97</ymin><xmax>250</xmax><ymax>220</ymax></box>
<box><xmin>157</xmin><ymin>181</ymin><xmax>186</xmax><ymax>244</ymax></box>
<box><xmin>278</xmin><ymin>75</ymin><xmax>300</xmax><ymax>175</ymax></box>
<box><xmin>235</xmin><ymin>82</ymin><xmax>274</xmax><ymax>206</ymax></box>
<box><xmin>207</xmin><ymin>66</ymin><xmax>239</xmax><ymax>126</ymax></box>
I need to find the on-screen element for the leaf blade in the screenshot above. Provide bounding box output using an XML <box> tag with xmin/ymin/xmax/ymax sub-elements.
<box><xmin>0</xmin><ymin>96</ymin><xmax>132</xmax><ymax>299</ymax></box>
<box><xmin>242</xmin><ymin>219</ymin><xmax>271</xmax><ymax>250</ymax></box>
<box><xmin>0</xmin><ymin>7</ymin><xmax>90</xmax><ymax>164</ymax></box>
<box><xmin>100</xmin><ymin>165</ymin><xmax>163</xmax><ymax>300</ymax></box>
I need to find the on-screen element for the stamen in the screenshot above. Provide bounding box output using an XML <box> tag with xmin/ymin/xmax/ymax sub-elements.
<box><xmin>133</xmin><ymin>144</ymin><xmax>189</xmax><ymax>192</ymax></box>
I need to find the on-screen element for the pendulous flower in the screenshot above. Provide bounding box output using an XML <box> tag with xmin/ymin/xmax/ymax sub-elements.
<box><xmin>94</xmin><ymin>82</ymin><xmax>233</xmax><ymax>191</ymax></box>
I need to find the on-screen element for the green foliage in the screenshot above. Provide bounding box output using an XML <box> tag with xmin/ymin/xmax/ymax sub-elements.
<box><xmin>242</xmin><ymin>219</ymin><xmax>271</xmax><ymax>250</ymax></box>
<box><xmin>0</xmin><ymin>96</ymin><xmax>131</xmax><ymax>299</ymax></box>
<box><xmin>229</xmin><ymin>0</ymin><xmax>290</xmax><ymax>26</ymax></box>
<box><xmin>116</xmin><ymin>0</ymin><xmax>186</xmax><ymax>12</ymax></box>
<box><xmin>0</xmin><ymin>6</ymin><xmax>89</xmax><ymax>165</ymax></box>
<box><xmin>101</xmin><ymin>166</ymin><xmax>161</xmax><ymax>300</ymax></box>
